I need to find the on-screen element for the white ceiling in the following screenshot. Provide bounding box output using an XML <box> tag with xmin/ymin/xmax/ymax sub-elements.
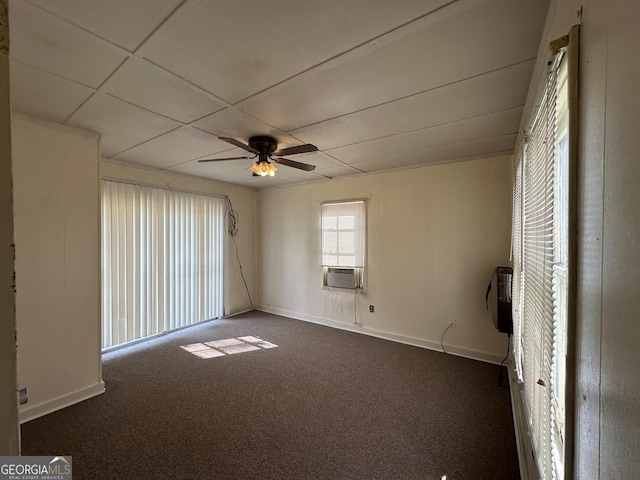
<box><xmin>9</xmin><ymin>0</ymin><xmax>549</xmax><ymax>188</ymax></box>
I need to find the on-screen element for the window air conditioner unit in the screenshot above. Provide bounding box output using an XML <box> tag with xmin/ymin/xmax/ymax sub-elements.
<box><xmin>324</xmin><ymin>267</ymin><xmax>362</xmax><ymax>289</ymax></box>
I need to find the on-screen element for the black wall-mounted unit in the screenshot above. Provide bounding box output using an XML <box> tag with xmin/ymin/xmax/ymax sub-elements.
<box><xmin>486</xmin><ymin>267</ymin><xmax>513</xmax><ymax>334</ymax></box>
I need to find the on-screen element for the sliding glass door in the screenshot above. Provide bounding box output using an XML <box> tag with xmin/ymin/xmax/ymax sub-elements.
<box><xmin>101</xmin><ymin>180</ymin><xmax>224</xmax><ymax>350</ymax></box>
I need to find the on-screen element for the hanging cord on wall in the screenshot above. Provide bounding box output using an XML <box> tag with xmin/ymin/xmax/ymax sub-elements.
<box><xmin>353</xmin><ymin>288</ymin><xmax>359</xmax><ymax>325</ymax></box>
<box><xmin>440</xmin><ymin>322</ymin><xmax>455</xmax><ymax>354</ymax></box>
<box><xmin>497</xmin><ymin>334</ymin><xmax>511</xmax><ymax>386</ymax></box>
<box><xmin>225</xmin><ymin>197</ymin><xmax>254</xmax><ymax>310</ymax></box>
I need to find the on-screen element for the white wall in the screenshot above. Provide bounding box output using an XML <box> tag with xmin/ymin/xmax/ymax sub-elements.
<box><xmin>257</xmin><ymin>156</ymin><xmax>513</xmax><ymax>362</ymax></box>
<box><xmin>11</xmin><ymin>119</ymin><xmax>257</xmax><ymax>424</ymax></box>
<box><xmin>12</xmin><ymin>117</ymin><xmax>104</xmax><ymax>422</ymax></box>
<box><xmin>527</xmin><ymin>0</ymin><xmax>640</xmax><ymax>477</ymax></box>
<box><xmin>99</xmin><ymin>162</ymin><xmax>257</xmax><ymax>316</ymax></box>
<box><xmin>576</xmin><ymin>1</ymin><xmax>640</xmax><ymax>477</ymax></box>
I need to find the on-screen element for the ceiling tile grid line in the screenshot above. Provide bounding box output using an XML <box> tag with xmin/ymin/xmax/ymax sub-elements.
<box><xmin>322</xmin><ymin>105</ymin><xmax>525</xmax><ymax>155</ymax></box>
<box><xmin>25</xmin><ymin>0</ymin><xmax>274</xmax><ymax>120</ymax></box>
<box><xmin>61</xmin><ymin>59</ymin><xmax>130</xmax><ymax>126</ymax></box>
<box><xmin>289</xmin><ymin>59</ymin><xmax>536</xmax><ymax>151</ymax></box>
<box><xmin>123</xmin><ymin>0</ymin><xmax>191</xmax><ymax>53</ymax></box>
<box><xmin>114</xmin><ymin>57</ymin><xmax>237</xmax><ymax>116</ymax></box>
<box><xmin>320</xmin><ymin>153</ymin><xmax>367</xmax><ymax>174</ymax></box>
<box><xmin>20</xmin><ymin>0</ymin><xmax>136</xmax><ymax>56</ymax></box>
<box><xmin>347</xmin><ymin>136</ymin><xmax>517</xmax><ymax>172</ymax></box>
<box><xmin>23</xmin><ymin>0</ymin><xmax>186</xmax><ymax>53</ymax></box>
<box><xmin>9</xmin><ymin>57</ymin><xmax>100</xmax><ymax>92</ymax></box>
<box><xmin>139</xmin><ymin>0</ymin><xmax>468</xmax><ymax>105</ymax></box>
<box><xmin>107</xmin><ymin>2</ymin><xmax>486</xmax><ymax>148</ymax></box>
<box><xmin>10</xmin><ymin>1</ymin><xmax>129</xmax><ymax>88</ymax></box>
<box><xmin>284</xmin><ymin>57</ymin><xmax>537</xmax><ymax>133</ymax></box>
<box><xmin>14</xmin><ymin>1</ymin><xmax>245</xmax><ymax>124</ymax></box>
<box><xmin>223</xmin><ymin>0</ymin><xmax>464</xmax><ymax>106</ymax></box>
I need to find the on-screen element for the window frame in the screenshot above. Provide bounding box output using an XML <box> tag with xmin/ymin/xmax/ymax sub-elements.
<box><xmin>511</xmin><ymin>27</ymin><xmax>578</xmax><ymax>479</ymax></box>
<box><xmin>321</xmin><ymin>199</ymin><xmax>367</xmax><ymax>290</ymax></box>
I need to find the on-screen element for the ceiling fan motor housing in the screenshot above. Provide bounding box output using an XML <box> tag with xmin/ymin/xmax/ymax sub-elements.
<box><xmin>249</xmin><ymin>136</ymin><xmax>278</xmax><ymax>155</ymax></box>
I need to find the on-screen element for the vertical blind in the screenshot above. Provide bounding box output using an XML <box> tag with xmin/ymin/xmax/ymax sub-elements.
<box><xmin>102</xmin><ymin>180</ymin><xmax>225</xmax><ymax>349</ymax></box>
<box><xmin>321</xmin><ymin>201</ymin><xmax>366</xmax><ymax>267</ymax></box>
<box><xmin>512</xmin><ymin>51</ymin><xmax>569</xmax><ymax>480</ymax></box>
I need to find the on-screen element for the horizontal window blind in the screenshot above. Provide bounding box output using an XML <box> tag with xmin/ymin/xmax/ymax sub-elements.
<box><xmin>522</xmin><ymin>80</ymin><xmax>557</xmax><ymax>477</ymax></box>
<box><xmin>102</xmin><ymin>180</ymin><xmax>224</xmax><ymax>349</ymax></box>
<box><xmin>512</xmin><ymin>154</ymin><xmax>524</xmax><ymax>380</ymax></box>
<box><xmin>512</xmin><ymin>50</ymin><xmax>569</xmax><ymax>480</ymax></box>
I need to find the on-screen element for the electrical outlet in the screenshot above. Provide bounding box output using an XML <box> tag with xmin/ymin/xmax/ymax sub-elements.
<box><xmin>19</xmin><ymin>387</ymin><xmax>28</xmax><ymax>405</ymax></box>
<box><xmin>449</xmin><ymin>319</ymin><xmax>456</xmax><ymax>328</ymax></box>
<box><xmin>369</xmin><ymin>305</ymin><xmax>374</xmax><ymax>313</ymax></box>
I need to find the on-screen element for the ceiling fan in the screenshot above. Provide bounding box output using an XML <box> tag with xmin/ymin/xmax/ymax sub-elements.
<box><xmin>198</xmin><ymin>136</ymin><xmax>318</xmax><ymax>177</ymax></box>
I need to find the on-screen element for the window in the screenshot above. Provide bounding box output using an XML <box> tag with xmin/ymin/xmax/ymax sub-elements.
<box><xmin>321</xmin><ymin>200</ymin><xmax>366</xmax><ymax>289</ymax></box>
<box><xmin>101</xmin><ymin>180</ymin><xmax>225</xmax><ymax>350</ymax></box>
<box><xmin>512</xmin><ymin>32</ymin><xmax>575</xmax><ymax>480</ymax></box>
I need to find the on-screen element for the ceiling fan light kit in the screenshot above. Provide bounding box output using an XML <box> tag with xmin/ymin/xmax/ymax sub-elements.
<box><xmin>197</xmin><ymin>135</ymin><xmax>318</xmax><ymax>178</ymax></box>
<box><xmin>250</xmin><ymin>160</ymin><xmax>277</xmax><ymax>177</ymax></box>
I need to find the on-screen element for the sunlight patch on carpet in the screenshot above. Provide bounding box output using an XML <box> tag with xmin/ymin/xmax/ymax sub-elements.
<box><xmin>219</xmin><ymin>343</ymin><xmax>260</xmax><ymax>355</ymax></box>
<box><xmin>205</xmin><ymin>338</ymin><xmax>243</xmax><ymax>348</ymax></box>
<box><xmin>180</xmin><ymin>343</ymin><xmax>210</xmax><ymax>352</ymax></box>
<box><xmin>192</xmin><ymin>348</ymin><xmax>226</xmax><ymax>359</ymax></box>
<box><xmin>181</xmin><ymin>336</ymin><xmax>278</xmax><ymax>358</ymax></box>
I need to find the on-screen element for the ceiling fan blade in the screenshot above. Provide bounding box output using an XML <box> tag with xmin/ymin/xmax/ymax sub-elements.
<box><xmin>273</xmin><ymin>157</ymin><xmax>316</xmax><ymax>171</ymax></box>
<box><xmin>219</xmin><ymin>137</ymin><xmax>259</xmax><ymax>154</ymax></box>
<box><xmin>274</xmin><ymin>143</ymin><xmax>318</xmax><ymax>156</ymax></box>
<box><xmin>197</xmin><ymin>156</ymin><xmax>251</xmax><ymax>163</ymax></box>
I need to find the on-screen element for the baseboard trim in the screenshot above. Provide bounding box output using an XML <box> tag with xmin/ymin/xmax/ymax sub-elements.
<box><xmin>257</xmin><ymin>306</ymin><xmax>504</xmax><ymax>365</ymax></box>
<box><xmin>223</xmin><ymin>308</ymin><xmax>254</xmax><ymax>318</ymax></box>
<box><xmin>19</xmin><ymin>381</ymin><xmax>106</xmax><ymax>424</ymax></box>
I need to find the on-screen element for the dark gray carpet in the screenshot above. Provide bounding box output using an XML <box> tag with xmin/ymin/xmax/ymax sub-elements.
<box><xmin>21</xmin><ymin>311</ymin><xmax>520</xmax><ymax>479</ymax></box>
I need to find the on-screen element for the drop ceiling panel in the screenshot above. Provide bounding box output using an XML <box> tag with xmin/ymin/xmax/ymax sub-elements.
<box><xmin>315</xmin><ymin>165</ymin><xmax>362</xmax><ymax>179</ymax></box>
<box><xmin>194</xmin><ymin>147</ymin><xmax>251</xmax><ymax>163</ymax></box>
<box><xmin>283</xmin><ymin>152</ymin><xmax>345</xmax><ymax>171</ymax></box>
<box><xmin>67</xmin><ymin>94</ymin><xmax>181</xmax><ymax>157</ymax></box>
<box><xmin>9</xmin><ymin>0</ymin><xmax>551</xmax><ymax>189</ymax></box>
<box><xmin>238</xmin><ymin>0</ymin><xmax>547</xmax><ymax>131</ymax></box>
<box><xmin>216</xmin><ymin>172</ymin><xmax>269</xmax><ymax>188</ymax></box>
<box><xmin>10</xmin><ymin>1</ymin><xmax>128</xmax><ymax>88</ymax></box>
<box><xmin>292</xmin><ymin>60</ymin><xmax>535</xmax><ymax>150</ymax></box>
<box><xmin>166</xmin><ymin>163</ymin><xmax>265</xmax><ymax>188</ymax></box>
<box><xmin>351</xmin><ymin>135</ymin><xmax>516</xmax><ymax>172</ymax></box>
<box><xmin>27</xmin><ymin>0</ymin><xmax>184</xmax><ymax>51</ymax></box>
<box><xmin>10</xmin><ymin>61</ymin><xmax>94</xmax><ymax>124</ymax></box>
<box><xmin>328</xmin><ymin>107</ymin><xmax>523</xmax><ymax>165</ymax></box>
<box><xmin>174</xmin><ymin>165</ymin><xmax>274</xmax><ymax>188</ymax></box>
<box><xmin>113</xmin><ymin>127</ymin><xmax>230</xmax><ymax>169</ymax></box>
<box><xmin>259</xmin><ymin>166</ymin><xmax>325</xmax><ymax>184</ymax></box>
<box><xmin>141</xmin><ymin>0</ymin><xmax>454</xmax><ymax>104</ymax></box>
<box><xmin>103</xmin><ymin>57</ymin><xmax>227</xmax><ymax>123</ymax></box>
<box><xmin>169</xmin><ymin>158</ymin><xmax>249</xmax><ymax>178</ymax></box>
<box><xmin>191</xmin><ymin>108</ymin><xmax>283</xmax><ymax>143</ymax></box>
